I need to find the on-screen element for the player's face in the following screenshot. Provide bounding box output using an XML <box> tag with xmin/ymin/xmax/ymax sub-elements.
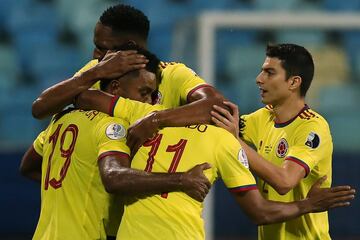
<box><xmin>116</xmin><ymin>69</ymin><xmax>157</xmax><ymax>104</ymax></box>
<box><xmin>93</xmin><ymin>22</ymin><xmax>147</xmax><ymax>61</ymax></box>
<box><xmin>256</xmin><ymin>57</ymin><xmax>291</xmax><ymax>106</ymax></box>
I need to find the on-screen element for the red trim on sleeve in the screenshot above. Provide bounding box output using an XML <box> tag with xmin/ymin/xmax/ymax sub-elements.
<box><xmin>108</xmin><ymin>96</ymin><xmax>120</xmax><ymax>116</ymax></box>
<box><xmin>98</xmin><ymin>151</ymin><xmax>130</xmax><ymax>161</ymax></box>
<box><xmin>228</xmin><ymin>184</ymin><xmax>258</xmax><ymax>193</ymax></box>
<box><xmin>285</xmin><ymin>156</ymin><xmax>310</xmax><ymax>177</ymax></box>
<box><xmin>186</xmin><ymin>84</ymin><xmax>213</xmax><ymax>103</ymax></box>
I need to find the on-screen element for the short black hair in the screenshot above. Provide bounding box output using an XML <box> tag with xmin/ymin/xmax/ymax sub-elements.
<box><xmin>100</xmin><ymin>43</ymin><xmax>160</xmax><ymax>91</ymax></box>
<box><xmin>99</xmin><ymin>4</ymin><xmax>149</xmax><ymax>41</ymax></box>
<box><xmin>266</xmin><ymin>43</ymin><xmax>314</xmax><ymax>97</ymax></box>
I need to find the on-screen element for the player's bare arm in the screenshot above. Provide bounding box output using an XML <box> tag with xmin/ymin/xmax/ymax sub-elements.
<box><xmin>233</xmin><ymin>176</ymin><xmax>355</xmax><ymax>225</ymax></box>
<box><xmin>76</xmin><ymin>86</ymin><xmax>228</xmax><ymax>155</ymax></box>
<box><xmin>212</xmin><ymin>101</ymin><xmax>305</xmax><ymax>195</ymax></box>
<box><xmin>32</xmin><ymin>50</ymin><xmax>148</xmax><ymax>119</ymax></box>
<box><xmin>126</xmin><ymin>87</ymin><xmax>228</xmax><ymax>154</ymax></box>
<box><xmin>98</xmin><ymin>155</ymin><xmax>212</xmax><ymax>202</ymax></box>
<box><xmin>19</xmin><ymin>145</ymin><xmax>42</xmax><ymax>182</ymax></box>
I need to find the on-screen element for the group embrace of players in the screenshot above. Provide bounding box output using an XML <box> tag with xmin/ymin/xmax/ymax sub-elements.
<box><xmin>20</xmin><ymin>4</ymin><xmax>355</xmax><ymax>240</ymax></box>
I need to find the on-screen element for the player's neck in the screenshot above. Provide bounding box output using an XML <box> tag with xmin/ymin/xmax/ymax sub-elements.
<box><xmin>272</xmin><ymin>96</ymin><xmax>306</xmax><ymax>123</ymax></box>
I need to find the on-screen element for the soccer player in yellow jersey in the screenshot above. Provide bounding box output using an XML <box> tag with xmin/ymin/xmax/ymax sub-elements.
<box><xmin>20</xmin><ymin>47</ymin><xmax>212</xmax><ymax>240</ymax></box>
<box><xmin>97</xmin><ymin>97</ymin><xmax>354</xmax><ymax>240</ymax></box>
<box><xmin>31</xmin><ymin>4</ymin><xmax>225</xmax><ymax>153</ymax></box>
<box><xmin>211</xmin><ymin>43</ymin><xmax>338</xmax><ymax>239</ymax></box>
<box><xmin>24</xmin><ymin>4</ymin><xmax>353</xmax><ymax>237</ymax></box>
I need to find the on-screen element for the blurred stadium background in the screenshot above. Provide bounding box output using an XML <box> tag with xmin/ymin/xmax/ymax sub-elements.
<box><xmin>1</xmin><ymin>0</ymin><xmax>359</xmax><ymax>239</ymax></box>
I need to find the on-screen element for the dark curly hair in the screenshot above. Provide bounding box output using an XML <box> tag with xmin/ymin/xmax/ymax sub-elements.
<box><xmin>99</xmin><ymin>4</ymin><xmax>150</xmax><ymax>40</ymax></box>
<box><xmin>100</xmin><ymin>43</ymin><xmax>160</xmax><ymax>91</ymax></box>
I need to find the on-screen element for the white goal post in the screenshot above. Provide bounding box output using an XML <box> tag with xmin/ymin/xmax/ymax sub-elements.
<box><xmin>197</xmin><ymin>11</ymin><xmax>360</xmax><ymax>240</ymax></box>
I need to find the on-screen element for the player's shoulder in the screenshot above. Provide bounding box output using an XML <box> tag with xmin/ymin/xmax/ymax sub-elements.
<box><xmin>93</xmin><ymin>114</ymin><xmax>129</xmax><ymax>139</ymax></box>
<box><xmin>55</xmin><ymin>109</ymin><xmax>112</xmax><ymax>124</ymax></box>
<box><xmin>207</xmin><ymin>125</ymin><xmax>240</xmax><ymax>143</ymax></box>
<box><xmin>81</xmin><ymin>59</ymin><xmax>98</xmax><ymax>70</ymax></box>
<box><xmin>242</xmin><ymin>105</ymin><xmax>272</xmax><ymax>121</ymax></box>
<box><xmin>158</xmin><ymin>61</ymin><xmax>185</xmax><ymax>71</ymax></box>
<box><xmin>96</xmin><ymin>113</ymin><xmax>129</xmax><ymax>127</ymax></box>
<box><xmin>298</xmin><ymin>107</ymin><xmax>329</xmax><ymax>127</ymax></box>
<box><xmin>74</xmin><ymin>59</ymin><xmax>98</xmax><ymax>77</ymax></box>
<box><xmin>86</xmin><ymin>59</ymin><xmax>99</xmax><ymax>67</ymax></box>
<box><xmin>158</xmin><ymin>61</ymin><xmax>197</xmax><ymax>76</ymax></box>
<box><xmin>294</xmin><ymin>107</ymin><xmax>331</xmax><ymax>138</ymax></box>
<box><xmin>48</xmin><ymin>109</ymin><xmax>109</xmax><ymax>137</ymax></box>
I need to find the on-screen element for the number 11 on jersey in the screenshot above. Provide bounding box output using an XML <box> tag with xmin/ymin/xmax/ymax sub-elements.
<box><xmin>143</xmin><ymin>134</ymin><xmax>188</xmax><ymax>198</ymax></box>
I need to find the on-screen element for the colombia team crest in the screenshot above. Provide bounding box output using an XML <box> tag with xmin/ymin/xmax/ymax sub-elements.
<box><xmin>276</xmin><ymin>138</ymin><xmax>289</xmax><ymax>158</ymax></box>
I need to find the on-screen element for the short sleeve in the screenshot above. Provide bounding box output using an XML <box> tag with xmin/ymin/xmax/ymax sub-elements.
<box><xmin>165</xmin><ymin>63</ymin><xmax>207</xmax><ymax>104</ymax></box>
<box><xmin>285</xmin><ymin>120</ymin><xmax>333</xmax><ymax>176</ymax></box>
<box><xmin>111</xmin><ymin>97</ymin><xmax>166</xmax><ymax>125</ymax></box>
<box><xmin>73</xmin><ymin>59</ymin><xmax>101</xmax><ymax>90</ymax></box>
<box><xmin>33</xmin><ymin>130</ymin><xmax>47</xmax><ymax>157</ymax></box>
<box><xmin>215</xmin><ymin>131</ymin><xmax>257</xmax><ymax>192</ymax></box>
<box><xmin>94</xmin><ymin>116</ymin><xmax>131</xmax><ymax>160</ymax></box>
<box><xmin>73</xmin><ymin>60</ymin><xmax>98</xmax><ymax>77</ymax></box>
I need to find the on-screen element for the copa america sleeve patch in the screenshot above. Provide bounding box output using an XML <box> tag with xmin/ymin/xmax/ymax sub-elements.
<box><xmin>238</xmin><ymin>148</ymin><xmax>249</xmax><ymax>169</ymax></box>
<box><xmin>305</xmin><ymin>131</ymin><xmax>320</xmax><ymax>149</ymax></box>
<box><xmin>105</xmin><ymin>123</ymin><xmax>126</xmax><ymax>140</ymax></box>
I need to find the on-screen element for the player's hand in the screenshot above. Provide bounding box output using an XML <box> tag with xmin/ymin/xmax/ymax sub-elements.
<box><xmin>93</xmin><ymin>50</ymin><xmax>148</xmax><ymax>80</ymax></box>
<box><xmin>127</xmin><ymin>112</ymin><xmax>160</xmax><ymax>157</ymax></box>
<box><xmin>180</xmin><ymin>163</ymin><xmax>212</xmax><ymax>202</ymax></box>
<box><xmin>305</xmin><ymin>176</ymin><xmax>355</xmax><ymax>213</ymax></box>
<box><xmin>211</xmin><ymin>101</ymin><xmax>240</xmax><ymax>140</ymax></box>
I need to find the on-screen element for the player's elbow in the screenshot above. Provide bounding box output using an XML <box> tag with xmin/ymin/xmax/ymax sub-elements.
<box><xmin>101</xmin><ymin>172</ymin><xmax>128</xmax><ymax>194</ymax></box>
<box><xmin>19</xmin><ymin>164</ymin><xmax>28</xmax><ymax>177</ymax></box>
<box><xmin>273</xmin><ymin>180</ymin><xmax>297</xmax><ymax>195</ymax></box>
<box><xmin>19</xmin><ymin>157</ymin><xmax>30</xmax><ymax>177</ymax></box>
<box><xmin>102</xmin><ymin>175</ymin><xmax>119</xmax><ymax>194</ymax></box>
<box><xmin>244</xmin><ymin>200</ymin><xmax>277</xmax><ymax>225</ymax></box>
<box><xmin>103</xmin><ymin>182</ymin><xmax>117</xmax><ymax>194</ymax></box>
<box><xmin>102</xmin><ymin>178</ymin><xmax>120</xmax><ymax>194</ymax></box>
<box><xmin>32</xmin><ymin>99</ymin><xmax>47</xmax><ymax>119</ymax></box>
<box><xmin>19</xmin><ymin>162</ymin><xmax>35</xmax><ymax>180</ymax></box>
<box><xmin>248</xmin><ymin>212</ymin><xmax>274</xmax><ymax>225</ymax></box>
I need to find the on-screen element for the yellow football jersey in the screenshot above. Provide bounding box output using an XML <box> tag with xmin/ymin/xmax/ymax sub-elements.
<box><xmin>118</xmin><ymin>124</ymin><xmax>257</xmax><ymax>240</ymax></box>
<box><xmin>32</xmin><ymin>109</ymin><xmax>130</xmax><ymax>240</ymax></box>
<box><xmin>75</xmin><ymin>59</ymin><xmax>210</xmax><ymax>113</ymax></box>
<box><xmin>110</xmin><ymin>61</ymin><xmax>209</xmax><ymax>117</ymax></box>
<box><xmin>110</xmin><ymin>97</ymin><xmax>165</xmax><ymax>124</ymax></box>
<box><xmin>154</xmin><ymin>61</ymin><xmax>208</xmax><ymax>107</ymax></box>
<box><xmin>242</xmin><ymin>105</ymin><xmax>333</xmax><ymax>240</ymax></box>
<box><xmin>74</xmin><ymin>59</ymin><xmax>101</xmax><ymax>89</ymax></box>
<box><xmin>75</xmin><ymin>60</ymin><xmax>208</xmax><ymax>108</ymax></box>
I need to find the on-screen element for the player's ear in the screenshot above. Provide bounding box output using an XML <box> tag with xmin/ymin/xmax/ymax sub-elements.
<box><xmin>289</xmin><ymin>76</ymin><xmax>301</xmax><ymax>91</ymax></box>
<box><xmin>109</xmin><ymin>80</ymin><xmax>121</xmax><ymax>95</ymax></box>
<box><xmin>127</xmin><ymin>40</ymin><xmax>137</xmax><ymax>47</ymax></box>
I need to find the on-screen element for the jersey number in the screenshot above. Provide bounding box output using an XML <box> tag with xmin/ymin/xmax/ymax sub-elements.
<box><xmin>143</xmin><ymin>134</ymin><xmax>188</xmax><ymax>198</ymax></box>
<box><xmin>44</xmin><ymin>124</ymin><xmax>79</xmax><ymax>190</ymax></box>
